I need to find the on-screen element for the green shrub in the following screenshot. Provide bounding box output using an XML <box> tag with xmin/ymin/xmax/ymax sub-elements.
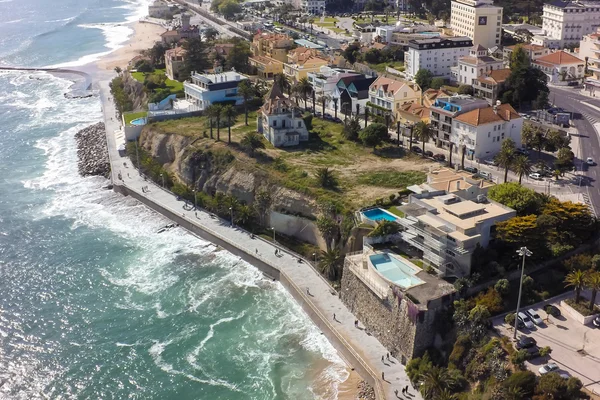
<box><xmin>504</xmin><ymin>370</ymin><xmax>536</xmax><ymax>396</ymax></box>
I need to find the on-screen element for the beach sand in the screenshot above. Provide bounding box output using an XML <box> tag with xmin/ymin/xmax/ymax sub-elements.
<box><xmin>337</xmin><ymin>370</ymin><xmax>363</xmax><ymax>400</ymax></box>
<box><xmin>96</xmin><ymin>21</ymin><xmax>165</xmax><ymax>72</ymax></box>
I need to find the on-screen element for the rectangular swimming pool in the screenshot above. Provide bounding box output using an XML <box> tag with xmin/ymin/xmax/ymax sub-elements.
<box><xmin>369</xmin><ymin>253</ymin><xmax>424</xmax><ymax>288</ymax></box>
<box><xmin>362</xmin><ymin>208</ymin><xmax>397</xmax><ymax>222</ymax></box>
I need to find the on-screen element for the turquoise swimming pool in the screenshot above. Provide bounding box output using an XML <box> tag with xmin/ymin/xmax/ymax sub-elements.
<box><xmin>362</xmin><ymin>208</ymin><xmax>397</xmax><ymax>222</ymax></box>
<box><xmin>369</xmin><ymin>253</ymin><xmax>424</xmax><ymax>288</ymax></box>
<box><xmin>130</xmin><ymin>117</ymin><xmax>147</xmax><ymax>126</ymax></box>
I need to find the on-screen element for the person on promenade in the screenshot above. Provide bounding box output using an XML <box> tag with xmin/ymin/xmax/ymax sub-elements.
<box><xmin>333</xmin><ymin>313</ymin><xmax>336</xmax><ymax>321</ymax></box>
<box><xmin>381</xmin><ymin>372</ymin><xmax>385</xmax><ymax>381</ymax></box>
<box><xmin>381</xmin><ymin>356</ymin><xmax>384</xmax><ymax>363</ymax></box>
<box><xmin>386</xmin><ymin>353</ymin><xmax>390</xmax><ymax>361</ymax></box>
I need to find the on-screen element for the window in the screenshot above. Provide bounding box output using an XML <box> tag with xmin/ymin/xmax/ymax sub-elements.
<box><xmin>298</xmin><ymin>121</ymin><xmax>302</xmax><ymax>127</ymax></box>
<box><xmin>273</xmin><ymin>120</ymin><xmax>277</xmax><ymax>127</ymax></box>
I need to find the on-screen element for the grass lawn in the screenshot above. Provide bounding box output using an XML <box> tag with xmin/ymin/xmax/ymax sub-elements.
<box><xmin>442</xmin><ymin>85</ymin><xmax>459</xmax><ymax>93</ymax></box>
<box><xmin>131</xmin><ymin>68</ymin><xmax>183</xmax><ymax>94</ymax></box>
<box><xmin>385</xmin><ymin>206</ymin><xmax>405</xmax><ymax>218</ymax></box>
<box><xmin>368</xmin><ymin>61</ymin><xmax>404</xmax><ymax>74</ymax></box>
<box><xmin>357</xmin><ymin>170</ymin><xmax>426</xmax><ymax>188</ymax></box>
<box><xmin>149</xmin><ymin>111</ymin><xmax>432</xmax><ymax>213</ymax></box>
<box><xmin>124</xmin><ymin>111</ymin><xmax>147</xmax><ymax>125</ymax></box>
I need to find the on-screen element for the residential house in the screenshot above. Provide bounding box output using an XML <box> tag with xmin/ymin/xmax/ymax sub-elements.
<box><xmin>367</xmin><ymin>76</ymin><xmax>422</xmax><ymax>121</ymax></box>
<box><xmin>450</xmin><ymin>0</ymin><xmax>503</xmax><ymax>49</ymax></box>
<box><xmin>291</xmin><ymin>0</ymin><xmax>325</xmax><ymax>14</ymax></box>
<box><xmin>397</xmin><ymin>102</ymin><xmax>431</xmax><ymax>125</ymax></box>
<box><xmin>249</xmin><ymin>55</ymin><xmax>284</xmax><ymax>80</ymax></box>
<box><xmin>532</xmin><ymin>50</ymin><xmax>585</xmax><ymax>83</ymax></box>
<box><xmin>503</xmin><ymin>44</ymin><xmax>550</xmax><ymax>62</ymax></box>
<box><xmin>429</xmin><ymin>95</ymin><xmax>489</xmax><ymax>149</ymax></box>
<box><xmin>251</xmin><ymin>32</ymin><xmax>294</xmax><ymax>63</ymax></box>
<box><xmin>393</xmin><ymin>169</ymin><xmax>515</xmax><ymax>277</ymax></box>
<box><xmin>473</xmin><ymin>68</ymin><xmax>511</xmax><ymax>104</ymax></box>
<box><xmin>453</xmin><ymin>45</ymin><xmax>504</xmax><ymax>85</ymax></box>
<box><xmin>284</xmin><ymin>47</ymin><xmax>329</xmax><ymax>82</ymax></box>
<box><xmin>580</xmin><ymin>27</ymin><xmax>600</xmax><ymax>91</ymax></box>
<box><xmin>375</xmin><ymin>25</ymin><xmax>400</xmax><ymax>43</ymax></box>
<box><xmin>257</xmin><ymin>82</ymin><xmax>309</xmax><ymax>147</ymax></box>
<box><xmin>404</xmin><ymin>37</ymin><xmax>473</xmax><ymax>80</ymax></box>
<box><xmin>183</xmin><ymin>70</ymin><xmax>249</xmax><ymax>110</ymax></box>
<box><xmin>334</xmin><ymin>76</ymin><xmax>377</xmax><ymax>116</ymax></box>
<box><xmin>165</xmin><ymin>47</ymin><xmax>186</xmax><ymax>81</ymax></box>
<box><xmin>542</xmin><ymin>0</ymin><xmax>600</xmax><ymax>48</ymax></box>
<box><xmin>160</xmin><ymin>14</ymin><xmax>200</xmax><ymax>45</ymax></box>
<box><xmin>148</xmin><ymin>0</ymin><xmax>174</xmax><ymax>18</ymax></box>
<box><xmin>307</xmin><ymin>66</ymin><xmax>361</xmax><ymax>100</ymax></box>
<box><xmin>451</xmin><ymin>101</ymin><xmax>523</xmax><ymax>161</ymax></box>
<box><xmin>354</xmin><ymin>23</ymin><xmax>380</xmax><ymax>44</ymax></box>
<box><xmin>422</xmin><ymin>88</ymin><xmax>452</xmax><ymax>108</ymax></box>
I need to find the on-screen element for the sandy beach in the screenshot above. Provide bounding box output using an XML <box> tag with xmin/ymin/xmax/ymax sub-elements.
<box><xmin>96</xmin><ymin>21</ymin><xmax>166</xmax><ymax>72</ymax></box>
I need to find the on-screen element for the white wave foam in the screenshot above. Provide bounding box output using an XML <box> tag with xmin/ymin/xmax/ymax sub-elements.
<box><xmin>2</xmin><ymin>18</ymin><xmax>23</xmax><ymax>24</ymax></box>
<box><xmin>44</xmin><ymin>16</ymin><xmax>76</xmax><ymax>23</ymax></box>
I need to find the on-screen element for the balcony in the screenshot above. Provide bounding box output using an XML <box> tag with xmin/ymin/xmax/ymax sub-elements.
<box><xmin>588</xmin><ymin>66</ymin><xmax>600</xmax><ymax>73</ymax></box>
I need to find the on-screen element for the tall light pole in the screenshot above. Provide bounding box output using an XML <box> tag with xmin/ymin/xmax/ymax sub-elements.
<box><xmin>313</xmin><ymin>252</ymin><xmax>317</xmax><ymax>265</ymax></box>
<box><xmin>229</xmin><ymin>207</ymin><xmax>233</xmax><ymax>227</ymax></box>
<box><xmin>514</xmin><ymin>246</ymin><xmax>533</xmax><ymax>339</ymax></box>
<box><xmin>194</xmin><ymin>189</ymin><xmax>197</xmax><ymax>210</ymax></box>
<box><xmin>160</xmin><ymin>174</ymin><xmax>164</xmax><ymax>188</ymax></box>
<box><xmin>271</xmin><ymin>227</ymin><xmax>276</xmax><ymax>243</ymax></box>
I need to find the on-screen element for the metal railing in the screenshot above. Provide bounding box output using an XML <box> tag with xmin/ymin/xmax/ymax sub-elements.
<box><xmin>346</xmin><ymin>258</ymin><xmax>389</xmax><ymax>299</ymax></box>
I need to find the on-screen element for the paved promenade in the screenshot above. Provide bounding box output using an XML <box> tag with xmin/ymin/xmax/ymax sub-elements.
<box><xmin>98</xmin><ymin>79</ymin><xmax>420</xmax><ymax>400</ymax></box>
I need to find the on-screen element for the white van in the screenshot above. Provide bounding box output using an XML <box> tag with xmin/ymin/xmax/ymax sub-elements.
<box><xmin>479</xmin><ymin>171</ymin><xmax>492</xmax><ymax>180</ymax></box>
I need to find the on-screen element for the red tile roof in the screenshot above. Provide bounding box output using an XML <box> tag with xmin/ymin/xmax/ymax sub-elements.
<box><xmin>533</xmin><ymin>51</ymin><xmax>583</xmax><ymax>66</ymax></box>
<box><xmin>454</xmin><ymin>103</ymin><xmax>520</xmax><ymax>126</ymax></box>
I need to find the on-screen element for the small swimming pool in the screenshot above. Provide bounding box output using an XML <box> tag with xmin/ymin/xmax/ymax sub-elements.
<box><xmin>362</xmin><ymin>208</ymin><xmax>398</xmax><ymax>222</ymax></box>
<box><xmin>369</xmin><ymin>253</ymin><xmax>424</xmax><ymax>288</ymax></box>
<box><xmin>130</xmin><ymin>117</ymin><xmax>147</xmax><ymax>126</ymax></box>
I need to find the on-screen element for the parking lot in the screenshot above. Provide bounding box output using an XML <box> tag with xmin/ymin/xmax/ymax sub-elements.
<box><xmin>493</xmin><ymin>293</ymin><xmax>600</xmax><ymax>396</ymax></box>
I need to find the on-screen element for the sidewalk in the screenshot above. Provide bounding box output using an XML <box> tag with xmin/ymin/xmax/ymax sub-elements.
<box><xmin>98</xmin><ymin>79</ymin><xmax>420</xmax><ymax>400</ymax></box>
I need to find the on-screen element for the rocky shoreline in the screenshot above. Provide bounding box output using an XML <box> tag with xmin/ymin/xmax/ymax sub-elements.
<box><xmin>357</xmin><ymin>380</ymin><xmax>375</xmax><ymax>400</ymax></box>
<box><xmin>75</xmin><ymin>122</ymin><xmax>110</xmax><ymax>177</ymax></box>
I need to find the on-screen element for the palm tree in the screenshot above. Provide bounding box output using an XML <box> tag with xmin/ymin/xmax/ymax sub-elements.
<box><xmin>241</xmin><ymin>132</ymin><xmax>265</xmax><ymax>157</ymax></box>
<box><xmin>321</xmin><ymin>94</ymin><xmax>331</xmax><ymax>116</ymax></box>
<box><xmin>437</xmin><ymin>389</ymin><xmax>458</xmax><ymax>400</ymax></box>
<box><xmin>586</xmin><ymin>271</ymin><xmax>600</xmax><ymax>311</ymax></box>
<box><xmin>565</xmin><ymin>269</ymin><xmax>586</xmax><ymax>304</ymax></box>
<box><xmin>311</xmin><ymin>88</ymin><xmax>316</xmax><ymax>113</ymax></box>
<box><xmin>319</xmin><ymin>248</ymin><xmax>342</xmax><ymax>281</ymax></box>
<box><xmin>513</xmin><ymin>155</ymin><xmax>532</xmax><ymax>184</ymax></box>
<box><xmin>315</xmin><ymin>167</ymin><xmax>338</xmax><ymax>189</ymax></box>
<box><xmin>308</xmin><ymin>18</ymin><xmax>315</xmax><ymax>35</ymax></box>
<box><xmin>448</xmin><ymin>142</ymin><xmax>454</xmax><ymax>167</ymax></box>
<box><xmin>460</xmin><ymin>144</ymin><xmax>467</xmax><ymax>169</ymax></box>
<box><xmin>274</xmin><ymin>73</ymin><xmax>291</xmax><ymax>97</ymax></box>
<box><xmin>236</xmin><ymin>204</ymin><xmax>255</xmax><ymax>226</ymax></box>
<box><xmin>495</xmin><ymin>138</ymin><xmax>517</xmax><ymax>183</ymax></box>
<box><xmin>333</xmin><ymin>97</ymin><xmax>339</xmax><ymax>119</ymax></box>
<box><xmin>419</xmin><ymin>366</ymin><xmax>456</xmax><ymax>400</ymax></box>
<box><xmin>408</xmin><ymin>124</ymin><xmax>415</xmax><ymax>153</ymax></box>
<box><xmin>237</xmin><ymin>80</ymin><xmax>254</xmax><ymax>126</ymax></box>
<box><xmin>213</xmin><ymin>104</ymin><xmax>223</xmax><ymax>141</ymax></box>
<box><xmin>206</xmin><ymin>104</ymin><xmax>220</xmax><ymax>139</ymax></box>
<box><xmin>293</xmin><ymin>77</ymin><xmax>312</xmax><ymax>108</ymax></box>
<box><xmin>222</xmin><ymin>105</ymin><xmax>237</xmax><ymax>144</ymax></box>
<box><xmin>414</xmin><ymin>121</ymin><xmax>435</xmax><ymax>155</ymax></box>
<box><xmin>504</xmin><ymin>386</ymin><xmax>525</xmax><ymax>400</ymax></box>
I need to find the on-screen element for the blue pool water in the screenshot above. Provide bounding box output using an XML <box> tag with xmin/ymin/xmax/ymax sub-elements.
<box><xmin>369</xmin><ymin>254</ymin><xmax>424</xmax><ymax>288</ymax></box>
<box><xmin>362</xmin><ymin>208</ymin><xmax>398</xmax><ymax>222</ymax></box>
<box><xmin>130</xmin><ymin>117</ymin><xmax>147</xmax><ymax>126</ymax></box>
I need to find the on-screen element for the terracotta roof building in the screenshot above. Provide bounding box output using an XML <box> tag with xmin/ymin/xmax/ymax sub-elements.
<box><xmin>422</xmin><ymin>88</ymin><xmax>452</xmax><ymax>108</ymax></box>
<box><xmin>368</xmin><ymin>76</ymin><xmax>422</xmax><ymax>121</ymax></box>
<box><xmin>453</xmin><ymin>45</ymin><xmax>504</xmax><ymax>86</ymax></box>
<box><xmin>503</xmin><ymin>44</ymin><xmax>550</xmax><ymax>62</ymax></box>
<box><xmin>251</xmin><ymin>32</ymin><xmax>294</xmax><ymax>63</ymax></box>
<box><xmin>165</xmin><ymin>46</ymin><xmax>187</xmax><ymax>81</ymax></box>
<box><xmin>473</xmin><ymin>68</ymin><xmax>511</xmax><ymax>105</ymax></box>
<box><xmin>532</xmin><ymin>50</ymin><xmax>584</xmax><ymax>84</ymax></box>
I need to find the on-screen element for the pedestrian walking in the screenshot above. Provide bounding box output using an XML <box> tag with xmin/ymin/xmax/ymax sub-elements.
<box><xmin>333</xmin><ymin>313</ymin><xmax>336</xmax><ymax>321</ymax></box>
<box><xmin>404</xmin><ymin>385</ymin><xmax>409</xmax><ymax>393</ymax></box>
<box><xmin>394</xmin><ymin>389</ymin><xmax>399</xmax><ymax>396</ymax></box>
<box><xmin>386</xmin><ymin>353</ymin><xmax>390</xmax><ymax>361</ymax></box>
<box><xmin>402</xmin><ymin>387</ymin><xmax>406</xmax><ymax>395</ymax></box>
<box><xmin>381</xmin><ymin>372</ymin><xmax>385</xmax><ymax>381</ymax></box>
<box><xmin>306</xmin><ymin>288</ymin><xmax>310</xmax><ymax>295</ymax></box>
<box><xmin>255</xmin><ymin>249</ymin><xmax>258</xmax><ymax>255</ymax></box>
<box><xmin>381</xmin><ymin>356</ymin><xmax>384</xmax><ymax>363</ymax></box>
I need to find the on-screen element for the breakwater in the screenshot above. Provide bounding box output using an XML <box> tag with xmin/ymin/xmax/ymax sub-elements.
<box><xmin>75</xmin><ymin>122</ymin><xmax>110</xmax><ymax>177</ymax></box>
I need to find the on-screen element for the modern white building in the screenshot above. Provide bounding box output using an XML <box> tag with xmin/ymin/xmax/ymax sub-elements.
<box><xmin>404</xmin><ymin>37</ymin><xmax>473</xmax><ymax>80</ymax></box>
<box><xmin>450</xmin><ymin>0</ymin><xmax>503</xmax><ymax>49</ymax></box>
<box><xmin>451</xmin><ymin>101</ymin><xmax>523</xmax><ymax>161</ymax></box>
<box><xmin>307</xmin><ymin>66</ymin><xmax>360</xmax><ymax>100</ymax></box>
<box><xmin>375</xmin><ymin>25</ymin><xmax>400</xmax><ymax>43</ymax></box>
<box><xmin>291</xmin><ymin>0</ymin><xmax>324</xmax><ymax>14</ymax></box>
<box><xmin>148</xmin><ymin>0</ymin><xmax>173</xmax><ymax>19</ymax></box>
<box><xmin>257</xmin><ymin>83</ymin><xmax>309</xmax><ymax>147</ymax></box>
<box><xmin>580</xmin><ymin>28</ymin><xmax>600</xmax><ymax>90</ymax></box>
<box><xmin>453</xmin><ymin>45</ymin><xmax>504</xmax><ymax>85</ymax></box>
<box><xmin>542</xmin><ymin>0</ymin><xmax>600</xmax><ymax>48</ymax></box>
<box><xmin>183</xmin><ymin>70</ymin><xmax>249</xmax><ymax>110</ymax></box>
<box><xmin>429</xmin><ymin>94</ymin><xmax>489</xmax><ymax>149</ymax></box>
<box><xmin>532</xmin><ymin>50</ymin><xmax>585</xmax><ymax>84</ymax></box>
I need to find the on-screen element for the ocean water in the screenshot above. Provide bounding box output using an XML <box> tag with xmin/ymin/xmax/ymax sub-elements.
<box><xmin>0</xmin><ymin>1</ymin><xmax>347</xmax><ymax>399</ymax></box>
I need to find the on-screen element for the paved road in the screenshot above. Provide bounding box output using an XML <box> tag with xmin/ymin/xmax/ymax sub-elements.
<box><xmin>98</xmin><ymin>78</ymin><xmax>420</xmax><ymax>400</ymax></box>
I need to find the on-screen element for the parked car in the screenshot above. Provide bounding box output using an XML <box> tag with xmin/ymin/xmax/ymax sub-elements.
<box><xmin>484</xmin><ymin>159</ymin><xmax>497</xmax><ymax>166</ymax></box>
<box><xmin>516</xmin><ymin>147</ymin><xmax>530</xmax><ymax>156</ymax></box>
<box><xmin>323</xmin><ymin>113</ymin><xmax>333</xmax><ymax>120</ymax></box>
<box><xmin>526</xmin><ymin>309</ymin><xmax>544</xmax><ymax>326</ymax></box>
<box><xmin>433</xmin><ymin>154</ymin><xmax>445</xmax><ymax>161</ymax></box>
<box><xmin>411</xmin><ymin>146</ymin><xmax>422</xmax><ymax>153</ymax></box>
<box><xmin>529</xmin><ymin>172</ymin><xmax>543</xmax><ymax>180</ymax></box>
<box><xmin>516</xmin><ymin>336</ymin><xmax>537</xmax><ymax>350</ymax></box>
<box><xmin>479</xmin><ymin>171</ymin><xmax>492</xmax><ymax>180</ymax></box>
<box><xmin>593</xmin><ymin>315</ymin><xmax>600</xmax><ymax>327</ymax></box>
<box><xmin>464</xmin><ymin>166</ymin><xmax>478</xmax><ymax>174</ymax></box>
<box><xmin>424</xmin><ymin>150</ymin><xmax>434</xmax><ymax>157</ymax></box>
<box><xmin>525</xmin><ymin>345</ymin><xmax>541</xmax><ymax>359</ymax></box>
<box><xmin>333</xmin><ymin>117</ymin><xmax>343</xmax><ymax>123</ymax></box>
<box><xmin>545</xmin><ymin>304</ymin><xmax>561</xmax><ymax>318</ymax></box>
<box><xmin>587</xmin><ymin>157</ymin><xmax>595</xmax><ymax>165</ymax></box>
<box><xmin>539</xmin><ymin>362</ymin><xmax>559</xmax><ymax>375</ymax></box>
<box><xmin>518</xmin><ymin>312</ymin><xmax>535</xmax><ymax>329</ymax></box>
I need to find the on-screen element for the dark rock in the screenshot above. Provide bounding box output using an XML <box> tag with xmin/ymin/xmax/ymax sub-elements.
<box><xmin>75</xmin><ymin>122</ymin><xmax>110</xmax><ymax>178</ymax></box>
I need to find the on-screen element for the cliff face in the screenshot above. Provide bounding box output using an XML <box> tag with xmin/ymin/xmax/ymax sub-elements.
<box><xmin>139</xmin><ymin>127</ymin><xmax>318</xmax><ymax>219</ymax></box>
<box><xmin>123</xmin><ymin>72</ymin><xmax>148</xmax><ymax>111</ymax></box>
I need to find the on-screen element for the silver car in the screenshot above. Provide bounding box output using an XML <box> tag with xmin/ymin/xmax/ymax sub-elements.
<box><xmin>518</xmin><ymin>312</ymin><xmax>535</xmax><ymax>329</ymax></box>
<box><xmin>539</xmin><ymin>362</ymin><xmax>559</xmax><ymax>375</ymax></box>
<box><xmin>526</xmin><ymin>309</ymin><xmax>543</xmax><ymax>326</ymax></box>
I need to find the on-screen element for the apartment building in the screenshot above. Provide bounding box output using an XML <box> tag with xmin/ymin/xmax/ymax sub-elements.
<box><xmin>404</xmin><ymin>37</ymin><xmax>473</xmax><ymax>80</ymax></box>
<box><xmin>251</xmin><ymin>32</ymin><xmax>294</xmax><ymax>63</ymax></box>
<box><xmin>542</xmin><ymin>0</ymin><xmax>600</xmax><ymax>48</ymax></box>
<box><xmin>450</xmin><ymin>0</ymin><xmax>503</xmax><ymax>49</ymax></box>
<box><xmin>503</xmin><ymin>44</ymin><xmax>550</xmax><ymax>62</ymax></box>
<box><xmin>284</xmin><ymin>47</ymin><xmax>329</xmax><ymax>82</ymax></box>
<box><xmin>451</xmin><ymin>101</ymin><xmax>523</xmax><ymax>161</ymax></box>
<box><xmin>580</xmin><ymin>27</ymin><xmax>600</xmax><ymax>90</ymax></box>
<box><xmin>291</xmin><ymin>0</ymin><xmax>325</xmax><ymax>14</ymax></box>
<box><xmin>429</xmin><ymin>95</ymin><xmax>489</xmax><ymax>149</ymax></box>
<box><xmin>473</xmin><ymin>68</ymin><xmax>511</xmax><ymax>105</ymax></box>
<box><xmin>307</xmin><ymin>66</ymin><xmax>360</xmax><ymax>99</ymax></box>
<box><xmin>395</xmin><ymin>170</ymin><xmax>515</xmax><ymax>277</ymax></box>
<box><xmin>453</xmin><ymin>44</ymin><xmax>504</xmax><ymax>85</ymax></box>
<box><xmin>367</xmin><ymin>76</ymin><xmax>422</xmax><ymax>121</ymax></box>
<box><xmin>183</xmin><ymin>71</ymin><xmax>249</xmax><ymax>110</ymax></box>
<box><xmin>249</xmin><ymin>55</ymin><xmax>284</xmax><ymax>80</ymax></box>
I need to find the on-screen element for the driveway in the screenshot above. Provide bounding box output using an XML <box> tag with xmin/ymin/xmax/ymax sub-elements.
<box><xmin>492</xmin><ymin>293</ymin><xmax>600</xmax><ymax>396</ymax></box>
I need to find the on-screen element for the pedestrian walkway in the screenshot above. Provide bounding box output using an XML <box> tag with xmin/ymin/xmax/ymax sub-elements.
<box><xmin>98</xmin><ymin>79</ymin><xmax>420</xmax><ymax>400</ymax></box>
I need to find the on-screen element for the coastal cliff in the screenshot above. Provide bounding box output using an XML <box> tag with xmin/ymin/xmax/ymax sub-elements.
<box><xmin>138</xmin><ymin>126</ymin><xmax>319</xmax><ymax>219</ymax></box>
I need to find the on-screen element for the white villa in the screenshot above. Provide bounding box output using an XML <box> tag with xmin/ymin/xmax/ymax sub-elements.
<box><xmin>257</xmin><ymin>82</ymin><xmax>309</xmax><ymax>147</ymax></box>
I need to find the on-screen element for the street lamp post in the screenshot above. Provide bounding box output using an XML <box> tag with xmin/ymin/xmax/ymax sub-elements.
<box><xmin>271</xmin><ymin>227</ymin><xmax>276</xmax><ymax>243</ymax></box>
<box><xmin>229</xmin><ymin>207</ymin><xmax>233</xmax><ymax>227</ymax></box>
<box><xmin>194</xmin><ymin>189</ymin><xmax>197</xmax><ymax>210</ymax></box>
<box><xmin>313</xmin><ymin>252</ymin><xmax>317</xmax><ymax>265</ymax></box>
<box><xmin>513</xmin><ymin>246</ymin><xmax>533</xmax><ymax>339</ymax></box>
<box><xmin>160</xmin><ymin>174</ymin><xmax>164</xmax><ymax>188</ymax></box>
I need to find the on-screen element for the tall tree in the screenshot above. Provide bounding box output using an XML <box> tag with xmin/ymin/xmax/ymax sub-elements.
<box><xmin>213</xmin><ymin>104</ymin><xmax>223</xmax><ymax>141</ymax></box>
<box><xmin>414</xmin><ymin>121</ymin><xmax>435</xmax><ymax>155</ymax></box>
<box><xmin>495</xmin><ymin>138</ymin><xmax>517</xmax><ymax>183</ymax></box>
<box><xmin>222</xmin><ymin>104</ymin><xmax>237</xmax><ymax>144</ymax></box>
<box><xmin>237</xmin><ymin>79</ymin><xmax>254</xmax><ymax>126</ymax></box>
<box><xmin>359</xmin><ymin>123</ymin><xmax>388</xmax><ymax>150</ymax></box>
<box><xmin>586</xmin><ymin>271</ymin><xmax>600</xmax><ymax>311</ymax></box>
<box><xmin>415</xmin><ymin>69</ymin><xmax>433</xmax><ymax>91</ymax></box>
<box><xmin>226</xmin><ymin>38</ymin><xmax>251</xmax><ymax>73</ymax></box>
<box><xmin>182</xmin><ymin>37</ymin><xmax>210</xmax><ymax>79</ymax></box>
<box><xmin>204</xmin><ymin>27</ymin><xmax>219</xmax><ymax>42</ymax></box>
<box><xmin>565</xmin><ymin>269</ymin><xmax>586</xmax><ymax>304</ymax></box>
<box><xmin>319</xmin><ymin>249</ymin><xmax>343</xmax><ymax>281</ymax></box>
<box><xmin>274</xmin><ymin>73</ymin><xmax>291</xmax><ymax>96</ymax></box>
<box><xmin>206</xmin><ymin>104</ymin><xmax>221</xmax><ymax>139</ymax></box>
<box><xmin>513</xmin><ymin>155</ymin><xmax>532</xmax><ymax>184</ymax></box>
<box><xmin>419</xmin><ymin>366</ymin><xmax>457</xmax><ymax>399</ymax></box>
<box><xmin>240</xmin><ymin>132</ymin><xmax>265</xmax><ymax>156</ymax></box>
<box><xmin>293</xmin><ymin>77</ymin><xmax>312</xmax><ymax>108</ymax></box>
